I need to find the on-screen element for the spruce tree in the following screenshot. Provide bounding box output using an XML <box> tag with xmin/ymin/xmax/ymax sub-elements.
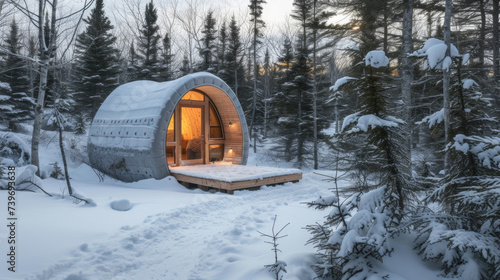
<box><xmin>248</xmin><ymin>0</ymin><xmax>266</xmax><ymax>148</ymax></box>
<box><xmin>179</xmin><ymin>54</ymin><xmax>191</xmax><ymax>77</ymax></box>
<box><xmin>1</xmin><ymin>19</ymin><xmax>34</xmax><ymax>131</ymax></box>
<box><xmin>1</xmin><ymin>19</ymin><xmax>29</xmax><ymax>94</ymax></box>
<box><xmin>273</xmin><ymin>38</ymin><xmax>295</xmax><ymax>162</ymax></box>
<box><xmin>161</xmin><ymin>33</ymin><xmax>174</xmax><ymax>81</ymax></box>
<box><xmin>137</xmin><ymin>0</ymin><xmax>161</xmax><ymax>81</ymax></box>
<box><xmin>198</xmin><ymin>10</ymin><xmax>217</xmax><ymax>73</ymax></box>
<box><xmin>291</xmin><ymin>0</ymin><xmax>332</xmax><ymax>168</ymax></box>
<box><xmin>0</xmin><ymin>85</ymin><xmax>13</xmax><ymax>130</ymax></box>
<box><xmin>217</xmin><ymin>21</ymin><xmax>227</xmax><ymax>75</ymax></box>
<box><xmin>308</xmin><ymin>51</ymin><xmax>415</xmax><ymax>279</ymax></box>
<box><xmin>225</xmin><ymin>15</ymin><xmax>244</xmax><ymax>97</ymax></box>
<box><xmin>289</xmin><ymin>39</ymin><xmax>313</xmax><ymax>168</ymax></box>
<box><xmin>73</xmin><ymin>0</ymin><xmax>120</xmax><ymax>120</ymax></box>
<box><xmin>309</xmin><ymin>0</ymin><xmax>335</xmax><ymax>170</ymax></box>
<box><xmin>261</xmin><ymin>48</ymin><xmax>273</xmax><ymax>139</ymax></box>
<box><xmin>414</xmin><ymin>39</ymin><xmax>500</xmax><ymax>279</ymax></box>
<box><xmin>126</xmin><ymin>42</ymin><xmax>140</xmax><ymax>82</ymax></box>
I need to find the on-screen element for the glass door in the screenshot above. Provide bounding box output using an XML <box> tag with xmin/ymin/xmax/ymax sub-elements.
<box><xmin>180</xmin><ymin>105</ymin><xmax>204</xmax><ymax>165</ymax></box>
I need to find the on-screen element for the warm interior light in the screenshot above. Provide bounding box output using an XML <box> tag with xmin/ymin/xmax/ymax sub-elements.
<box><xmin>352</xmin><ymin>26</ymin><xmax>360</xmax><ymax>30</ymax></box>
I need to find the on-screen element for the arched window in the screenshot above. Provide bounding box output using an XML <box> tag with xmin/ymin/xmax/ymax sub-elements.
<box><xmin>209</xmin><ymin>102</ymin><xmax>223</xmax><ymax>139</ymax></box>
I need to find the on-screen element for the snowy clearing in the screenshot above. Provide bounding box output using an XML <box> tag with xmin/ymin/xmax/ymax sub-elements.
<box><xmin>0</xmin><ymin>131</ymin><xmax>446</xmax><ymax>280</ymax></box>
<box><xmin>0</xmin><ymin>167</ymin><xmax>446</xmax><ymax>280</ymax></box>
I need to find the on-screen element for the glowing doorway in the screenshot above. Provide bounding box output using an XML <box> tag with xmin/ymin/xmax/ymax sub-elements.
<box><xmin>181</xmin><ymin>106</ymin><xmax>203</xmax><ymax>163</ymax></box>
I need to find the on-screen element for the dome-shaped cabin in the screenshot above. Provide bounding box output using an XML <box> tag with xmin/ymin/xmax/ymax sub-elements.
<box><xmin>88</xmin><ymin>72</ymin><xmax>249</xmax><ymax>182</ymax></box>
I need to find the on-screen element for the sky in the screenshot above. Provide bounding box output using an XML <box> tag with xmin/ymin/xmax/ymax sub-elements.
<box><xmin>255</xmin><ymin>0</ymin><xmax>294</xmax><ymax>28</ymax></box>
<box><xmin>191</xmin><ymin>0</ymin><xmax>295</xmax><ymax>28</ymax></box>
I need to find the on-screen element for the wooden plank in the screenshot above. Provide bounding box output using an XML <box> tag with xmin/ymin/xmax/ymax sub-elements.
<box><xmin>225</xmin><ymin>173</ymin><xmax>303</xmax><ymax>190</ymax></box>
<box><xmin>171</xmin><ymin>171</ymin><xmax>302</xmax><ymax>192</ymax></box>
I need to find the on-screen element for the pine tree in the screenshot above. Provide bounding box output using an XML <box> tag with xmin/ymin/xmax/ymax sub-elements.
<box><xmin>217</xmin><ymin>21</ymin><xmax>228</xmax><ymax>75</ymax></box>
<box><xmin>248</xmin><ymin>0</ymin><xmax>266</xmax><ymax>149</ymax></box>
<box><xmin>308</xmin><ymin>51</ymin><xmax>415</xmax><ymax>279</ymax></box>
<box><xmin>274</xmin><ymin>37</ymin><xmax>295</xmax><ymax>162</ymax></box>
<box><xmin>414</xmin><ymin>38</ymin><xmax>500</xmax><ymax>279</ymax></box>
<box><xmin>137</xmin><ymin>0</ymin><xmax>161</xmax><ymax>81</ymax></box>
<box><xmin>225</xmin><ymin>15</ymin><xmax>244</xmax><ymax>97</ymax></box>
<box><xmin>1</xmin><ymin>19</ymin><xmax>34</xmax><ymax>131</ymax></box>
<box><xmin>0</xmin><ymin>84</ymin><xmax>13</xmax><ymax>130</ymax></box>
<box><xmin>1</xmin><ymin>19</ymin><xmax>29</xmax><ymax>94</ymax></box>
<box><xmin>261</xmin><ymin>48</ymin><xmax>273</xmax><ymax>139</ymax></box>
<box><xmin>290</xmin><ymin>39</ymin><xmax>313</xmax><ymax>168</ymax></box>
<box><xmin>179</xmin><ymin>54</ymin><xmax>191</xmax><ymax>77</ymax></box>
<box><xmin>126</xmin><ymin>42</ymin><xmax>140</xmax><ymax>82</ymax></box>
<box><xmin>73</xmin><ymin>0</ymin><xmax>120</xmax><ymax>120</ymax></box>
<box><xmin>198</xmin><ymin>10</ymin><xmax>217</xmax><ymax>73</ymax></box>
<box><xmin>291</xmin><ymin>0</ymin><xmax>331</xmax><ymax>168</ymax></box>
<box><xmin>160</xmin><ymin>33</ymin><xmax>174</xmax><ymax>81</ymax></box>
<box><xmin>300</xmin><ymin>0</ymin><xmax>335</xmax><ymax>169</ymax></box>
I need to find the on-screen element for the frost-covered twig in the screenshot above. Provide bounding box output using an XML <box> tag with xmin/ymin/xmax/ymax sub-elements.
<box><xmin>258</xmin><ymin>215</ymin><xmax>289</xmax><ymax>280</ymax></box>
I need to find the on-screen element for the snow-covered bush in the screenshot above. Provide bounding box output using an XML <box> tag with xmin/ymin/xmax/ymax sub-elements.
<box><xmin>307</xmin><ymin>186</ymin><xmax>395</xmax><ymax>280</ymax></box>
<box><xmin>416</xmin><ymin>135</ymin><xmax>500</xmax><ymax>279</ymax></box>
<box><xmin>0</xmin><ymin>131</ymin><xmax>30</xmax><ymax>166</ymax></box>
<box><xmin>15</xmin><ymin>165</ymin><xmax>44</xmax><ymax>192</ymax></box>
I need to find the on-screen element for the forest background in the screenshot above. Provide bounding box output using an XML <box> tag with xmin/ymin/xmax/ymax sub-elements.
<box><xmin>0</xmin><ymin>0</ymin><xmax>499</xmax><ymax>279</ymax></box>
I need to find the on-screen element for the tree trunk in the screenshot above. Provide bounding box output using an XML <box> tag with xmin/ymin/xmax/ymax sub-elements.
<box><xmin>58</xmin><ymin>126</ymin><xmax>73</xmax><ymax>196</ymax></box>
<box><xmin>263</xmin><ymin>66</ymin><xmax>269</xmax><ymax>139</ymax></box>
<box><xmin>31</xmin><ymin>63</ymin><xmax>48</xmax><ymax>176</ymax></box>
<box><xmin>249</xmin><ymin>19</ymin><xmax>258</xmax><ymax>149</ymax></box>
<box><xmin>312</xmin><ymin>1</ymin><xmax>319</xmax><ymax>170</ymax></box>
<box><xmin>443</xmin><ymin>0</ymin><xmax>452</xmax><ymax>174</ymax></box>
<box><xmin>401</xmin><ymin>0</ymin><xmax>413</xmax><ymax>176</ymax></box>
<box><xmin>493</xmin><ymin>0</ymin><xmax>500</xmax><ymax>96</ymax></box>
<box><xmin>31</xmin><ymin>0</ymin><xmax>56</xmax><ymax>175</ymax></box>
<box><xmin>479</xmin><ymin>0</ymin><xmax>486</xmax><ymax>74</ymax></box>
<box><xmin>297</xmin><ymin>91</ymin><xmax>303</xmax><ymax>168</ymax></box>
<box><xmin>383</xmin><ymin>3</ymin><xmax>389</xmax><ymax>54</ymax></box>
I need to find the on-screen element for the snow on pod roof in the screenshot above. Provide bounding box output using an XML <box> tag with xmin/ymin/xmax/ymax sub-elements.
<box><xmin>88</xmin><ymin>72</ymin><xmax>249</xmax><ymax>182</ymax></box>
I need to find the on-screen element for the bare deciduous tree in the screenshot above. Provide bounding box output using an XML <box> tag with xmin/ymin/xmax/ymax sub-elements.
<box><xmin>7</xmin><ymin>0</ymin><xmax>95</xmax><ymax>175</ymax></box>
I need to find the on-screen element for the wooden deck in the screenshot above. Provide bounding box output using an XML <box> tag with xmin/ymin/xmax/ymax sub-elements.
<box><xmin>169</xmin><ymin>164</ymin><xmax>302</xmax><ymax>194</ymax></box>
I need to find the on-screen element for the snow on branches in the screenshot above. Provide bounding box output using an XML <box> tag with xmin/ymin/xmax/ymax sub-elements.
<box><xmin>411</xmin><ymin>38</ymin><xmax>464</xmax><ymax>71</ymax></box>
<box><xmin>364</xmin><ymin>50</ymin><xmax>389</xmax><ymax>68</ymax></box>
<box><xmin>342</xmin><ymin>113</ymin><xmax>404</xmax><ymax>134</ymax></box>
<box><xmin>449</xmin><ymin>135</ymin><xmax>500</xmax><ymax>169</ymax></box>
<box><xmin>330</xmin><ymin>76</ymin><xmax>357</xmax><ymax>92</ymax></box>
<box><xmin>307</xmin><ymin>186</ymin><xmax>394</xmax><ymax>280</ymax></box>
<box><xmin>0</xmin><ymin>132</ymin><xmax>30</xmax><ymax>166</ymax></box>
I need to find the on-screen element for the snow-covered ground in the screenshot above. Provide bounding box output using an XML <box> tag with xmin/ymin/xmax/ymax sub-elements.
<box><xmin>1</xmin><ymin>131</ymin><xmax>446</xmax><ymax>280</ymax></box>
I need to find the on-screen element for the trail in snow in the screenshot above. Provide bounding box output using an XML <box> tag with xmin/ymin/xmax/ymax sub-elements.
<box><xmin>31</xmin><ymin>174</ymin><xmax>332</xmax><ymax>280</ymax></box>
